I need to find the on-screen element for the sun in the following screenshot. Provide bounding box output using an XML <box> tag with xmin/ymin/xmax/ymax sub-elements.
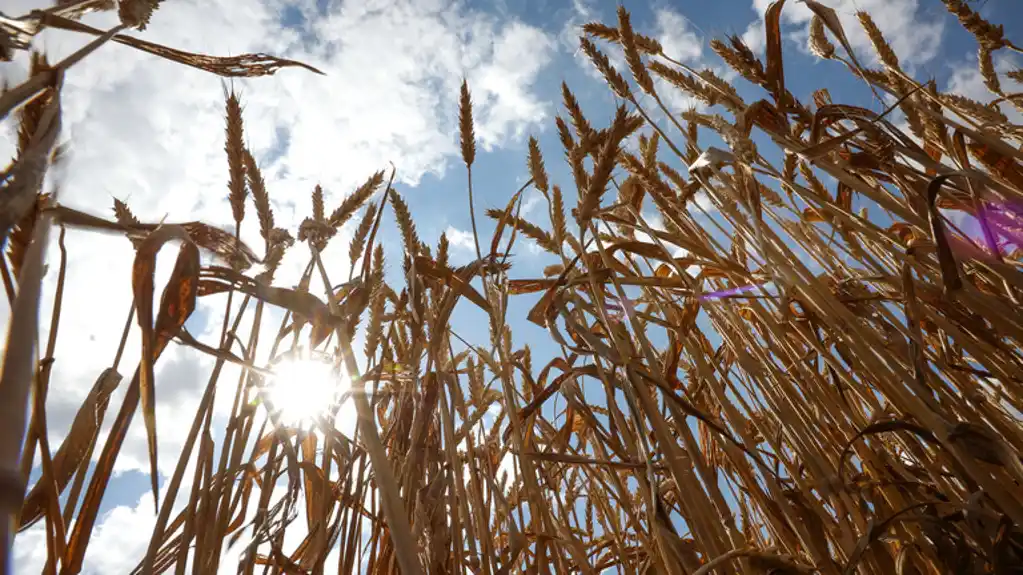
<box><xmin>264</xmin><ymin>353</ymin><xmax>348</xmax><ymax>428</ymax></box>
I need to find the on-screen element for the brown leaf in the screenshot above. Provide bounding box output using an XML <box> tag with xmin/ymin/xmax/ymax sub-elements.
<box><xmin>836</xmin><ymin>182</ymin><xmax>852</xmax><ymax>212</ymax></box>
<box><xmin>18</xmin><ymin>368</ymin><xmax>121</xmax><ymax>531</ymax></box>
<box><xmin>181</xmin><ymin>222</ymin><xmax>260</xmax><ymax>271</ymax></box>
<box><xmin>843</xmin><ymin>502</ymin><xmax>939</xmax><ymax>575</ymax></box>
<box><xmin>489</xmin><ymin>191</ymin><xmax>523</xmax><ymax>260</ymax></box>
<box><xmin>510</xmin><ymin>268</ymin><xmax>614</xmax><ymax>296</ymax></box>
<box><xmin>764</xmin><ymin>0</ymin><xmax>788</xmax><ymax>106</ymax></box>
<box><xmin>199</xmin><ymin>266</ymin><xmax>328</xmax><ymax>320</ymax></box>
<box><xmin>51</xmin><ymin>205</ymin><xmax>260</xmax><ymax>269</ymax></box>
<box><xmin>39</xmin><ymin>12</ymin><xmax>323</xmax><ymax>77</ymax></box>
<box><xmin>803</xmin><ymin>206</ymin><xmax>830</xmax><ymax>223</ymax></box>
<box><xmin>803</xmin><ymin>1</ymin><xmax>868</xmax><ymax>75</ymax></box>
<box><xmin>605</xmin><ymin>240</ymin><xmax>668</xmax><ymax>261</ymax></box>
<box><xmin>741</xmin><ymin>100</ymin><xmax>787</xmax><ymax>136</ymax></box>
<box><xmin>132</xmin><ymin>226</ymin><xmax>199</xmax><ymax>509</ymax></box>
<box><xmin>926</xmin><ymin>174</ymin><xmax>965</xmax><ymax>293</ymax></box>
<box><xmin>837</xmin><ymin>419</ymin><xmax>938</xmax><ymax>486</ymax></box>
<box><xmin>413</xmin><ymin>255</ymin><xmax>492</xmax><ymax>314</ymax></box>
<box><xmin>512</xmin><ymin>364</ymin><xmax>600</xmax><ymax>441</ymax></box>
<box><xmin>947</xmin><ymin>422</ymin><xmax>1013</xmax><ymax>467</ymax></box>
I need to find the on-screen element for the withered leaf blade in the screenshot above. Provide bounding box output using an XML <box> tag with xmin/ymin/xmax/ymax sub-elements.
<box><xmin>132</xmin><ymin>225</ymin><xmax>198</xmax><ymax>512</ymax></box>
<box><xmin>842</xmin><ymin>502</ymin><xmax>938</xmax><ymax>575</ymax></box>
<box><xmin>926</xmin><ymin>174</ymin><xmax>964</xmax><ymax>293</ymax></box>
<box><xmin>967</xmin><ymin>141</ymin><xmax>1023</xmax><ymax>190</ymax></box>
<box><xmin>65</xmin><ymin>370</ymin><xmax>145</xmax><ymax>572</ymax></box>
<box><xmin>606</xmin><ymin>240</ymin><xmax>669</xmax><ymax>261</ymax></box>
<box><xmin>155</xmin><ymin>243</ymin><xmax>200</xmax><ymax>350</ymax></box>
<box><xmin>181</xmin><ymin>222</ymin><xmax>260</xmax><ymax>271</ymax></box>
<box><xmin>50</xmin><ymin>205</ymin><xmax>260</xmax><ymax>269</ymax></box>
<box><xmin>18</xmin><ymin>368</ymin><xmax>121</xmax><ymax>531</ymax></box>
<box><xmin>802</xmin><ymin>86</ymin><xmax>922</xmax><ymax>160</ymax></box>
<box><xmin>199</xmin><ymin>266</ymin><xmax>332</xmax><ymax>321</ymax></box>
<box><xmin>688</xmin><ymin>147</ymin><xmax>735</xmax><ymax>172</ymax></box>
<box><xmin>509</xmin><ymin>279</ymin><xmax>556</xmax><ymax>295</ymax></box>
<box><xmin>802</xmin><ymin>0</ymin><xmax>866</xmax><ymax>74</ymax></box>
<box><xmin>764</xmin><ymin>0</ymin><xmax>787</xmax><ymax>107</ymax></box>
<box><xmin>489</xmin><ymin>190</ymin><xmax>523</xmax><ymax>260</ymax></box>
<box><xmin>413</xmin><ymin>255</ymin><xmax>492</xmax><ymax>314</ymax></box>
<box><xmin>38</xmin><ymin>12</ymin><xmax>323</xmax><ymax>77</ymax></box>
<box><xmin>946</xmin><ymin>421</ymin><xmax>1015</xmax><ymax>467</ymax></box>
<box><xmin>837</xmin><ymin>419</ymin><xmax>938</xmax><ymax>486</ymax></box>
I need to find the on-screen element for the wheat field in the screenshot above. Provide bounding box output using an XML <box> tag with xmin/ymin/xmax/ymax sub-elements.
<box><xmin>2</xmin><ymin>0</ymin><xmax>1023</xmax><ymax>573</ymax></box>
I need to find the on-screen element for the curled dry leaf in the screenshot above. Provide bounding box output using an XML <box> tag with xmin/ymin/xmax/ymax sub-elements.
<box><xmin>18</xmin><ymin>368</ymin><xmax>121</xmax><ymax>531</ymax></box>
<box><xmin>50</xmin><ymin>205</ymin><xmax>261</xmax><ymax>270</ymax></box>
<box><xmin>926</xmin><ymin>173</ymin><xmax>965</xmax><ymax>293</ymax></box>
<box><xmin>764</xmin><ymin>0</ymin><xmax>788</xmax><ymax>107</ymax></box>
<box><xmin>38</xmin><ymin>12</ymin><xmax>323</xmax><ymax>76</ymax></box>
<box><xmin>132</xmin><ymin>226</ymin><xmax>201</xmax><ymax>510</ymax></box>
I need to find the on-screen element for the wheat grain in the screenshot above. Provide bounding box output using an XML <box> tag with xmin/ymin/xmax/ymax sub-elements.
<box><xmin>242</xmin><ymin>147</ymin><xmax>273</xmax><ymax>245</ymax></box>
<box><xmin>857</xmin><ymin>11</ymin><xmax>900</xmax><ymax>73</ymax></box>
<box><xmin>942</xmin><ymin>0</ymin><xmax>1007</xmax><ymax>50</ymax></box>
<box><xmin>582</xmin><ymin>22</ymin><xmax>662</xmax><ymax>55</ymax></box>
<box><xmin>459</xmin><ymin>79</ymin><xmax>475</xmax><ymax>168</ymax></box>
<box><xmin>329</xmin><ymin>170</ymin><xmax>384</xmax><ymax>228</ymax></box>
<box><xmin>527</xmin><ymin>137</ymin><xmax>549</xmax><ymax>194</ymax></box>
<box><xmin>389</xmin><ymin>188</ymin><xmax>419</xmax><ymax>259</ymax></box>
<box><xmin>711</xmin><ymin>37</ymin><xmax>766</xmax><ymax>86</ymax></box>
<box><xmin>696</xmin><ymin>68</ymin><xmax>744</xmax><ymax>110</ymax></box>
<box><xmin>648</xmin><ymin>61</ymin><xmax>718</xmax><ymax>107</ymax></box>
<box><xmin>580</xmin><ymin>36</ymin><xmax>631</xmax><ymax>99</ymax></box>
<box><xmin>808</xmin><ymin>15</ymin><xmax>835</xmax><ymax>60</ymax></box>
<box><xmin>224</xmin><ymin>90</ymin><xmax>246</xmax><ymax>225</ymax></box>
<box><xmin>118</xmin><ymin>0</ymin><xmax>163</xmax><ymax>30</ymax></box>
<box><xmin>484</xmin><ymin>208</ymin><xmax>557</xmax><ymax>254</ymax></box>
<box><xmin>978</xmin><ymin>47</ymin><xmax>1002</xmax><ymax>95</ymax></box>
<box><xmin>349</xmin><ymin>204</ymin><xmax>377</xmax><ymax>268</ymax></box>
<box><xmin>617</xmin><ymin>7</ymin><xmax>655</xmax><ymax>95</ymax></box>
<box><xmin>941</xmin><ymin>92</ymin><xmax>1009</xmax><ymax>124</ymax></box>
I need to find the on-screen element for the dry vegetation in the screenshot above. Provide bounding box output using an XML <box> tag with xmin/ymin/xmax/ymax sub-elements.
<box><xmin>3</xmin><ymin>0</ymin><xmax>1023</xmax><ymax>573</ymax></box>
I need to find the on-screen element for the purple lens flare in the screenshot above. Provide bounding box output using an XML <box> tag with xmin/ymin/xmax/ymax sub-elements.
<box><xmin>699</xmin><ymin>281</ymin><xmax>768</xmax><ymax>302</ymax></box>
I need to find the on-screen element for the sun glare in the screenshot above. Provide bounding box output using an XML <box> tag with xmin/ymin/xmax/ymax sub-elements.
<box><xmin>265</xmin><ymin>354</ymin><xmax>348</xmax><ymax>428</ymax></box>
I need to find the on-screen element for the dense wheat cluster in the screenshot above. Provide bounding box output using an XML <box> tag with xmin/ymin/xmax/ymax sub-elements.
<box><xmin>2</xmin><ymin>0</ymin><xmax>1023</xmax><ymax>573</ymax></box>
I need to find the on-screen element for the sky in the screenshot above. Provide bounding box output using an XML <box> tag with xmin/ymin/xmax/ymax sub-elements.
<box><xmin>2</xmin><ymin>0</ymin><xmax>1022</xmax><ymax>572</ymax></box>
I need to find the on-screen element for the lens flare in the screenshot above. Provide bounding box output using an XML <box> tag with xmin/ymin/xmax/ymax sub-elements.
<box><xmin>264</xmin><ymin>354</ymin><xmax>347</xmax><ymax>428</ymax></box>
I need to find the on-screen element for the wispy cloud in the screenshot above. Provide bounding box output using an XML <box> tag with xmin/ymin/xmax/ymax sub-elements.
<box><xmin>444</xmin><ymin>225</ymin><xmax>477</xmax><ymax>253</ymax></box>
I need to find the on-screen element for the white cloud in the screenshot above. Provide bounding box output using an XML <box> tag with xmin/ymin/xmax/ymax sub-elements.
<box><xmin>470</xmin><ymin>22</ymin><xmax>555</xmax><ymax>147</ymax></box>
<box><xmin>654</xmin><ymin>9</ymin><xmax>703</xmax><ymax>64</ymax></box>
<box><xmin>651</xmin><ymin>8</ymin><xmax>706</xmax><ymax>112</ymax></box>
<box><xmin>740</xmin><ymin>0</ymin><xmax>944</xmax><ymax>66</ymax></box>
<box><xmin>444</xmin><ymin>225</ymin><xmax>477</xmax><ymax>253</ymax></box>
<box><xmin>558</xmin><ymin>0</ymin><xmax>595</xmax><ymax>53</ymax></box>
<box><xmin>520</xmin><ymin>188</ymin><xmax>543</xmax><ymax>217</ymax></box>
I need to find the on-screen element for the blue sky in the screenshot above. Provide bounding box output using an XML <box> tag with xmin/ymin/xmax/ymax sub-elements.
<box><xmin>2</xmin><ymin>0</ymin><xmax>1022</xmax><ymax>572</ymax></box>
